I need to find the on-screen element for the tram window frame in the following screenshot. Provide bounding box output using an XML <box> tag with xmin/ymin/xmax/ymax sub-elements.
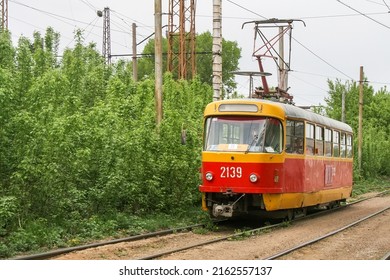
<box><xmin>324</xmin><ymin>128</ymin><xmax>332</xmax><ymax>157</ymax></box>
<box><xmin>305</xmin><ymin>123</ymin><xmax>315</xmax><ymax>155</ymax></box>
<box><xmin>264</xmin><ymin>118</ymin><xmax>283</xmax><ymax>153</ymax></box>
<box><xmin>315</xmin><ymin>126</ymin><xmax>324</xmax><ymax>156</ymax></box>
<box><xmin>340</xmin><ymin>132</ymin><xmax>346</xmax><ymax>157</ymax></box>
<box><xmin>286</xmin><ymin>120</ymin><xmax>304</xmax><ymax>154</ymax></box>
<box><xmin>333</xmin><ymin>130</ymin><xmax>340</xmax><ymax>157</ymax></box>
<box><xmin>221</xmin><ymin>123</ymin><xmax>241</xmax><ymax>144</ymax></box>
<box><xmin>346</xmin><ymin>134</ymin><xmax>353</xmax><ymax>158</ymax></box>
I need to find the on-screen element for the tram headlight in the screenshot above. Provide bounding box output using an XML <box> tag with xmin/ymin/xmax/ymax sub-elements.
<box><xmin>249</xmin><ymin>173</ymin><xmax>258</xmax><ymax>183</ymax></box>
<box><xmin>205</xmin><ymin>172</ymin><xmax>214</xmax><ymax>181</ymax></box>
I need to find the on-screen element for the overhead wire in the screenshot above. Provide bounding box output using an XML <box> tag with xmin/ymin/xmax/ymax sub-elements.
<box><xmin>9</xmin><ymin>0</ymin><xmax>390</xmax><ymax>88</ymax></box>
<box><xmin>9</xmin><ymin>0</ymin><xmax>93</xmax><ymax>26</ymax></box>
<box><xmin>225</xmin><ymin>0</ymin><xmax>390</xmax><ymax>104</ymax></box>
<box><xmin>78</xmin><ymin>0</ymin><xmax>97</xmax><ymax>12</ymax></box>
<box><xmin>383</xmin><ymin>0</ymin><xmax>390</xmax><ymax>10</ymax></box>
<box><xmin>109</xmin><ymin>10</ymin><xmax>153</xmax><ymax>47</ymax></box>
<box><xmin>299</xmin><ymin>11</ymin><xmax>389</xmax><ymax>20</ymax></box>
<box><xmin>226</xmin><ymin>0</ymin><xmax>356</xmax><ymax>82</ymax></box>
<box><xmin>365</xmin><ymin>0</ymin><xmax>390</xmax><ymax>10</ymax></box>
<box><xmin>337</xmin><ymin>0</ymin><xmax>390</xmax><ymax>30</ymax></box>
<box><xmin>64</xmin><ymin>16</ymin><xmax>100</xmax><ymax>49</ymax></box>
<box><xmin>9</xmin><ymin>0</ymin><xmax>130</xmax><ymax>51</ymax></box>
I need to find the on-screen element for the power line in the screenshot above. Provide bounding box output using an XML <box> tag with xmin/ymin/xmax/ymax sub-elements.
<box><xmin>226</xmin><ymin>0</ymin><xmax>355</xmax><ymax>81</ymax></box>
<box><xmin>383</xmin><ymin>0</ymin><xmax>390</xmax><ymax>10</ymax></box>
<box><xmin>64</xmin><ymin>15</ymin><xmax>100</xmax><ymax>49</ymax></box>
<box><xmin>10</xmin><ymin>0</ymin><xmax>90</xmax><ymax>26</ymax></box>
<box><xmin>110</xmin><ymin>9</ymin><xmax>154</xmax><ymax>32</ymax></box>
<box><xmin>366</xmin><ymin>0</ymin><xmax>390</xmax><ymax>10</ymax></box>
<box><xmin>78</xmin><ymin>0</ymin><xmax>96</xmax><ymax>12</ymax></box>
<box><xmin>337</xmin><ymin>0</ymin><xmax>390</xmax><ymax>30</ymax></box>
<box><xmin>292</xmin><ymin>69</ymin><xmax>350</xmax><ymax>81</ymax></box>
<box><xmin>226</xmin><ymin>0</ymin><xmax>267</xmax><ymax>20</ymax></box>
<box><xmin>299</xmin><ymin>11</ymin><xmax>389</xmax><ymax>20</ymax></box>
<box><xmin>9</xmin><ymin>1</ymin><xmax>131</xmax><ymax>51</ymax></box>
<box><xmin>292</xmin><ymin>38</ymin><xmax>354</xmax><ymax>80</ymax></box>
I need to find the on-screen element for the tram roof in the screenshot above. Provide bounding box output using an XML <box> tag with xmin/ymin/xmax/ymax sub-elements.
<box><xmin>207</xmin><ymin>99</ymin><xmax>353</xmax><ymax>133</ymax></box>
<box><xmin>277</xmin><ymin>102</ymin><xmax>353</xmax><ymax>133</ymax></box>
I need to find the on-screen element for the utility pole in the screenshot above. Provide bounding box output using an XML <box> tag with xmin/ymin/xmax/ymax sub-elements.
<box><xmin>155</xmin><ymin>0</ymin><xmax>163</xmax><ymax>125</ymax></box>
<box><xmin>102</xmin><ymin>7</ymin><xmax>111</xmax><ymax>64</ymax></box>
<box><xmin>358</xmin><ymin>66</ymin><xmax>364</xmax><ymax>174</ymax></box>
<box><xmin>341</xmin><ymin>89</ymin><xmax>345</xmax><ymax>123</ymax></box>
<box><xmin>0</xmin><ymin>0</ymin><xmax>8</xmax><ymax>32</ymax></box>
<box><xmin>212</xmin><ymin>0</ymin><xmax>222</xmax><ymax>101</ymax></box>
<box><xmin>132</xmin><ymin>23</ymin><xmax>138</xmax><ymax>82</ymax></box>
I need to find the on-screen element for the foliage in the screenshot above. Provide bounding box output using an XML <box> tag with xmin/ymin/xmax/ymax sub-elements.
<box><xmin>352</xmin><ymin>177</ymin><xmax>390</xmax><ymax>196</ymax></box>
<box><xmin>0</xmin><ymin>28</ymin><xmax>212</xmax><ymax>257</ymax></box>
<box><xmin>324</xmin><ymin>79</ymin><xmax>390</xmax><ymax>179</ymax></box>
<box><xmin>137</xmin><ymin>32</ymin><xmax>241</xmax><ymax>94</ymax></box>
<box><xmin>195</xmin><ymin>32</ymin><xmax>241</xmax><ymax>94</ymax></box>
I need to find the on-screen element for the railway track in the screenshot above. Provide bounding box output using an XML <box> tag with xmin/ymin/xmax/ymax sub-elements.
<box><xmin>137</xmin><ymin>192</ymin><xmax>390</xmax><ymax>260</ymax></box>
<box><xmin>11</xmin><ymin>191</ymin><xmax>389</xmax><ymax>260</ymax></box>
<box><xmin>11</xmin><ymin>223</ymin><xmax>206</xmax><ymax>260</ymax></box>
<box><xmin>264</xmin><ymin>205</ymin><xmax>390</xmax><ymax>260</ymax></box>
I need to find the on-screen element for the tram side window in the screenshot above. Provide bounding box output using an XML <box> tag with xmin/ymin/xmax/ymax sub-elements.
<box><xmin>346</xmin><ymin>134</ymin><xmax>353</xmax><ymax>158</ymax></box>
<box><xmin>340</xmin><ymin>133</ymin><xmax>346</xmax><ymax>157</ymax></box>
<box><xmin>286</xmin><ymin>120</ymin><xmax>304</xmax><ymax>154</ymax></box>
<box><xmin>315</xmin><ymin>126</ymin><xmax>324</xmax><ymax>156</ymax></box>
<box><xmin>264</xmin><ymin>119</ymin><xmax>283</xmax><ymax>153</ymax></box>
<box><xmin>333</xmin><ymin>130</ymin><xmax>340</xmax><ymax>157</ymax></box>
<box><xmin>324</xmin><ymin>128</ymin><xmax>332</xmax><ymax>157</ymax></box>
<box><xmin>305</xmin><ymin>123</ymin><xmax>315</xmax><ymax>155</ymax></box>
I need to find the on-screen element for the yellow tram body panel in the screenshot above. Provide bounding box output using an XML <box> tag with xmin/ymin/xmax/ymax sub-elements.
<box><xmin>203</xmin><ymin>99</ymin><xmax>286</xmax><ymax>119</ymax></box>
<box><xmin>262</xmin><ymin>186</ymin><xmax>353</xmax><ymax>211</ymax></box>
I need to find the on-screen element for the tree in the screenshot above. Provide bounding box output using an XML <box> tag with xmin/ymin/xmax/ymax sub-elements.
<box><xmin>136</xmin><ymin>32</ymin><xmax>241</xmax><ymax>93</ymax></box>
<box><xmin>324</xmin><ymin>79</ymin><xmax>390</xmax><ymax>178</ymax></box>
<box><xmin>1</xmin><ymin>28</ymin><xmax>215</xmax><ymax>257</ymax></box>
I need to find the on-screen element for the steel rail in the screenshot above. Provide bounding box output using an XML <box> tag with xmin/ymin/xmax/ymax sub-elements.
<box><xmin>11</xmin><ymin>223</ymin><xmax>205</xmax><ymax>260</ymax></box>
<box><xmin>264</xmin><ymin>205</ymin><xmax>390</xmax><ymax>260</ymax></box>
<box><xmin>136</xmin><ymin>222</ymin><xmax>283</xmax><ymax>260</ymax></box>
<box><xmin>137</xmin><ymin>192</ymin><xmax>390</xmax><ymax>260</ymax></box>
<box><xmin>381</xmin><ymin>251</ymin><xmax>390</xmax><ymax>260</ymax></box>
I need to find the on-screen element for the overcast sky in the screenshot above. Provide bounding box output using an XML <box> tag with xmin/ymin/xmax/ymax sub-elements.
<box><xmin>7</xmin><ymin>0</ymin><xmax>390</xmax><ymax>106</ymax></box>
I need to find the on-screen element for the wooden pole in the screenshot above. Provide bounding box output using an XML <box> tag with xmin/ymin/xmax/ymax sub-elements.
<box><xmin>132</xmin><ymin>23</ymin><xmax>138</xmax><ymax>82</ymax></box>
<box><xmin>155</xmin><ymin>0</ymin><xmax>163</xmax><ymax>125</ymax></box>
<box><xmin>341</xmin><ymin>89</ymin><xmax>345</xmax><ymax>123</ymax></box>
<box><xmin>358</xmin><ymin>66</ymin><xmax>364</xmax><ymax>174</ymax></box>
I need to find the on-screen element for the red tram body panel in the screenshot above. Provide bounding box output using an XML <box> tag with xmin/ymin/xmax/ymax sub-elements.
<box><xmin>199</xmin><ymin>99</ymin><xmax>353</xmax><ymax>218</ymax></box>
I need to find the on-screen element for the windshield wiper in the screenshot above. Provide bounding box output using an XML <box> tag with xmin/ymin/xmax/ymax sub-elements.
<box><xmin>245</xmin><ymin>135</ymin><xmax>258</xmax><ymax>154</ymax></box>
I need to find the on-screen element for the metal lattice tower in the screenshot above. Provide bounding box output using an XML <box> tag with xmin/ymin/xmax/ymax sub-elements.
<box><xmin>167</xmin><ymin>0</ymin><xmax>196</xmax><ymax>80</ymax></box>
<box><xmin>102</xmin><ymin>7</ymin><xmax>111</xmax><ymax>64</ymax></box>
<box><xmin>1</xmin><ymin>0</ymin><xmax>8</xmax><ymax>32</ymax></box>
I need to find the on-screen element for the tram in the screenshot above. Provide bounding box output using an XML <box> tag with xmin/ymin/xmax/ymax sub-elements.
<box><xmin>199</xmin><ymin>99</ymin><xmax>353</xmax><ymax>219</ymax></box>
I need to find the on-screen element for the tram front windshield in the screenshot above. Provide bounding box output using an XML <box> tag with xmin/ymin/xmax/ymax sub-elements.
<box><xmin>204</xmin><ymin>116</ymin><xmax>282</xmax><ymax>153</ymax></box>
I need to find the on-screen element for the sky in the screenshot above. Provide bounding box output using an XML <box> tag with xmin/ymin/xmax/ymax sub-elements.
<box><xmin>6</xmin><ymin>0</ymin><xmax>390</xmax><ymax>106</ymax></box>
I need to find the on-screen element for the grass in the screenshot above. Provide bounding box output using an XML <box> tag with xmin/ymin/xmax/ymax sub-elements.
<box><xmin>0</xmin><ymin>206</ymin><xmax>207</xmax><ymax>259</ymax></box>
<box><xmin>352</xmin><ymin>176</ymin><xmax>390</xmax><ymax>197</ymax></box>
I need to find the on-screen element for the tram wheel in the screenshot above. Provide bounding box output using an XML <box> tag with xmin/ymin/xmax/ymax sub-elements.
<box><xmin>286</xmin><ymin>209</ymin><xmax>294</xmax><ymax>221</ymax></box>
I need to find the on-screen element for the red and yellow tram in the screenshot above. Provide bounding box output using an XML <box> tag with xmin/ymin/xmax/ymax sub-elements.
<box><xmin>199</xmin><ymin>99</ymin><xmax>353</xmax><ymax>219</ymax></box>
